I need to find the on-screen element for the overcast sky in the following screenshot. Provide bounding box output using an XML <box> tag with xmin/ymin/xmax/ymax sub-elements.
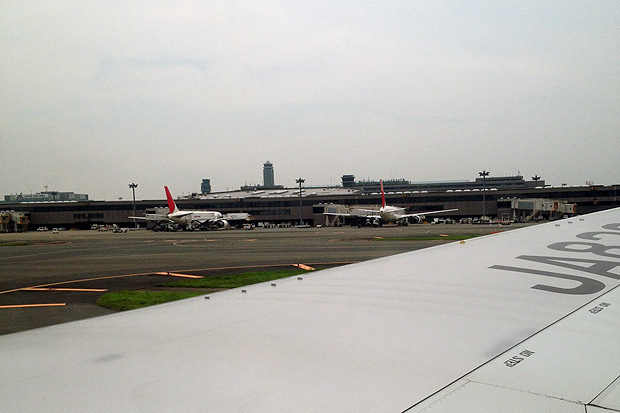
<box><xmin>1</xmin><ymin>1</ymin><xmax>619</xmax><ymax>200</ymax></box>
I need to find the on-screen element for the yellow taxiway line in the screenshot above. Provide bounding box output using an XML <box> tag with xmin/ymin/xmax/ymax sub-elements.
<box><xmin>0</xmin><ymin>303</ymin><xmax>66</xmax><ymax>309</ymax></box>
<box><xmin>21</xmin><ymin>287</ymin><xmax>108</xmax><ymax>292</ymax></box>
<box><xmin>154</xmin><ymin>272</ymin><xmax>204</xmax><ymax>279</ymax></box>
<box><xmin>294</xmin><ymin>264</ymin><xmax>316</xmax><ymax>271</ymax></box>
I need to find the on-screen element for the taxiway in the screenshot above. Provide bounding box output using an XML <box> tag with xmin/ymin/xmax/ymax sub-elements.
<box><xmin>0</xmin><ymin>224</ymin><xmax>532</xmax><ymax>334</ymax></box>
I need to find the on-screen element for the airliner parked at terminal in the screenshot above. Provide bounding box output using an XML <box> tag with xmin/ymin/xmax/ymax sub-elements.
<box><xmin>129</xmin><ymin>187</ymin><xmax>250</xmax><ymax>230</ymax></box>
<box><xmin>164</xmin><ymin>186</ymin><xmax>229</xmax><ymax>230</ymax></box>
<box><xmin>327</xmin><ymin>180</ymin><xmax>457</xmax><ymax>226</ymax></box>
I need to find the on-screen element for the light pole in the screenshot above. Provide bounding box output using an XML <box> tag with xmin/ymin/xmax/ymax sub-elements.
<box><xmin>295</xmin><ymin>178</ymin><xmax>305</xmax><ymax>225</ymax></box>
<box><xmin>128</xmin><ymin>183</ymin><xmax>138</xmax><ymax>228</ymax></box>
<box><xmin>478</xmin><ymin>170</ymin><xmax>489</xmax><ymax>219</ymax></box>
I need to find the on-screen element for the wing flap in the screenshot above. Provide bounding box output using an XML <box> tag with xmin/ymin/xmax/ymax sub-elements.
<box><xmin>399</xmin><ymin>208</ymin><xmax>459</xmax><ymax>219</ymax></box>
<box><xmin>410</xmin><ymin>381</ymin><xmax>584</xmax><ymax>413</ymax></box>
<box><xmin>408</xmin><ymin>285</ymin><xmax>620</xmax><ymax>411</ymax></box>
<box><xmin>469</xmin><ymin>286</ymin><xmax>620</xmax><ymax>405</ymax></box>
<box><xmin>591</xmin><ymin>375</ymin><xmax>620</xmax><ymax>411</ymax></box>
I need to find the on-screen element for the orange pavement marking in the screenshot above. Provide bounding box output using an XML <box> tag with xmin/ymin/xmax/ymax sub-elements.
<box><xmin>21</xmin><ymin>287</ymin><xmax>108</xmax><ymax>292</ymax></box>
<box><xmin>154</xmin><ymin>272</ymin><xmax>204</xmax><ymax>279</ymax></box>
<box><xmin>0</xmin><ymin>303</ymin><xmax>66</xmax><ymax>309</ymax></box>
<box><xmin>0</xmin><ymin>262</ymin><xmax>353</xmax><ymax>297</ymax></box>
<box><xmin>0</xmin><ymin>272</ymin><xmax>155</xmax><ymax>295</ymax></box>
<box><xmin>178</xmin><ymin>262</ymin><xmax>356</xmax><ymax>273</ymax></box>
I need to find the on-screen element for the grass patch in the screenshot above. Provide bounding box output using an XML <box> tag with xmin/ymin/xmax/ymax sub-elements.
<box><xmin>96</xmin><ymin>290</ymin><xmax>204</xmax><ymax>311</ymax></box>
<box><xmin>0</xmin><ymin>241</ymin><xmax>28</xmax><ymax>247</ymax></box>
<box><xmin>97</xmin><ymin>269</ymin><xmax>312</xmax><ymax>311</ymax></box>
<box><xmin>376</xmin><ymin>234</ymin><xmax>482</xmax><ymax>241</ymax></box>
<box><xmin>160</xmin><ymin>269</ymin><xmax>310</xmax><ymax>289</ymax></box>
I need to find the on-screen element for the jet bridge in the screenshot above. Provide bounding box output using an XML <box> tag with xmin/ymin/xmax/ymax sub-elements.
<box><xmin>0</xmin><ymin>210</ymin><xmax>29</xmax><ymax>232</ymax></box>
<box><xmin>320</xmin><ymin>203</ymin><xmax>381</xmax><ymax>227</ymax></box>
<box><xmin>497</xmin><ymin>198</ymin><xmax>576</xmax><ymax>222</ymax></box>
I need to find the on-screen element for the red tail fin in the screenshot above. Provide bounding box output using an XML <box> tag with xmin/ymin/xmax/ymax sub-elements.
<box><xmin>380</xmin><ymin>180</ymin><xmax>386</xmax><ymax>208</ymax></box>
<box><xmin>164</xmin><ymin>186</ymin><xmax>178</xmax><ymax>214</ymax></box>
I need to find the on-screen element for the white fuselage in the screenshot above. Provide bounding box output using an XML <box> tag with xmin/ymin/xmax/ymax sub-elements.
<box><xmin>378</xmin><ymin>206</ymin><xmax>408</xmax><ymax>222</ymax></box>
<box><xmin>168</xmin><ymin>211</ymin><xmax>223</xmax><ymax>227</ymax></box>
<box><xmin>164</xmin><ymin>186</ymin><xmax>227</xmax><ymax>229</ymax></box>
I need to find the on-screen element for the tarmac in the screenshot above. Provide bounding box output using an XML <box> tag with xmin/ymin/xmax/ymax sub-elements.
<box><xmin>0</xmin><ymin>223</ymin><xmax>534</xmax><ymax>335</ymax></box>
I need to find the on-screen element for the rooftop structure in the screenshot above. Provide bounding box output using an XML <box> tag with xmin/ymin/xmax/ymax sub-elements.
<box><xmin>200</xmin><ymin>186</ymin><xmax>358</xmax><ymax>200</ymax></box>
<box><xmin>240</xmin><ymin>160</ymin><xmax>284</xmax><ymax>191</ymax></box>
<box><xmin>3</xmin><ymin>191</ymin><xmax>88</xmax><ymax>203</ymax></box>
<box><xmin>343</xmin><ymin>174</ymin><xmax>546</xmax><ymax>193</ymax></box>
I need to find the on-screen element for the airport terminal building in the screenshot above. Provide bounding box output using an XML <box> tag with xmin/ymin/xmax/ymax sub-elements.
<box><xmin>2</xmin><ymin>175</ymin><xmax>619</xmax><ymax>231</ymax></box>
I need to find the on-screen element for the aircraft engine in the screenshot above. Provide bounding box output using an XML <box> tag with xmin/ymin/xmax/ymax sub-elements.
<box><xmin>410</xmin><ymin>215</ymin><xmax>423</xmax><ymax>224</ymax></box>
<box><xmin>215</xmin><ymin>219</ymin><xmax>229</xmax><ymax>228</ymax></box>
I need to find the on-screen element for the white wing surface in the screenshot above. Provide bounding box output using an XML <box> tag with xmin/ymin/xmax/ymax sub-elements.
<box><xmin>323</xmin><ymin>211</ymin><xmax>354</xmax><ymax>216</ymax></box>
<box><xmin>398</xmin><ymin>208</ymin><xmax>459</xmax><ymax>219</ymax></box>
<box><xmin>2</xmin><ymin>208</ymin><xmax>620</xmax><ymax>412</ymax></box>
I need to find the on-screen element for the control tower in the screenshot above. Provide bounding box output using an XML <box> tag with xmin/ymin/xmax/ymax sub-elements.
<box><xmin>263</xmin><ymin>161</ymin><xmax>275</xmax><ymax>188</ymax></box>
<box><xmin>201</xmin><ymin>179</ymin><xmax>212</xmax><ymax>194</ymax></box>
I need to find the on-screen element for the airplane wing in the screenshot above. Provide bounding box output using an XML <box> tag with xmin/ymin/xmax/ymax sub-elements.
<box><xmin>2</xmin><ymin>207</ymin><xmax>620</xmax><ymax>412</ymax></box>
<box><xmin>357</xmin><ymin>208</ymin><xmax>381</xmax><ymax>213</ymax></box>
<box><xmin>398</xmin><ymin>207</ymin><xmax>458</xmax><ymax>219</ymax></box>
<box><xmin>323</xmin><ymin>211</ymin><xmax>353</xmax><ymax>217</ymax></box>
<box><xmin>325</xmin><ymin>211</ymin><xmax>382</xmax><ymax>220</ymax></box>
<box><xmin>190</xmin><ymin>217</ymin><xmax>215</xmax><ymax>224</ymax></box>
<box><xmin>129</xmin><ymin>215</ymin><xmax>169</xmax><ymax>224</ymax></box>
<box><xmin>323</xmin><ymin>209</ymin><xmax>381</xmax><ymax>219</ymax></box>
<box><xmin>355</xmin><ymin>209</ymin><xmax>383</xmax><ymax>220</ymax></box>
<box><xmin>171</xmin><ymin>211</ymin><xmax>193</xmax><ymax>218</ymax></box>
